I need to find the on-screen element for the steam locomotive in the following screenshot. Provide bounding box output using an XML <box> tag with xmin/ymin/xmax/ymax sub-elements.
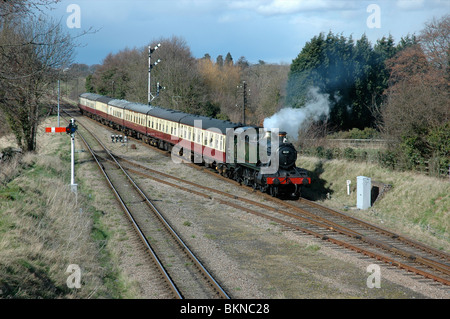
<box><xmin>78</xmin><ymin>93</ymin><xmax>310</xmax><ymax>198</ymax></box>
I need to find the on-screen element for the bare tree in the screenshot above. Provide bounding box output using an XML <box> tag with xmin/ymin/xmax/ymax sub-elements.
<box><xmin>0</xmin><ymin>0</ymin><xmax>60</xmax><ymax>20</ymax></box>
<box><xmin>243</xmin><ymin>63</ymin><xmax>290</xmax><ymax>125</ymax></box>
<box><xmin>419</xmin><ymin>14</ymin><xmax>450</xmax><ymax>71</ymax></box>
<box><xmin>0</xmin><ymin>15</ymin><xmax>75</xmax><ymax>151</ymax></box>
<box><xmin>197</xmin><ymin>56</ymin><xmax>242</xmax><ymax>121</ymax></box>
<box><xmin>380</xmin><ymin>16</ymin><xmax>449</xmax><ymax>169</ymax></box>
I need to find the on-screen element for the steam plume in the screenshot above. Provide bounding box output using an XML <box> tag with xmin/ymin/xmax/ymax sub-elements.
<box><xmin>263</xmin><ymin>87</ymin><xmax>330</xmax><ymax>141</ymax></box>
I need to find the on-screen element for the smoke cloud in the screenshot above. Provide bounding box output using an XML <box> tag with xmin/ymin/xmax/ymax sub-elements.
<box><xmin>263</xmin><ymin>87</ymin><xmax>331</xmax><ymax>141</ymax></box>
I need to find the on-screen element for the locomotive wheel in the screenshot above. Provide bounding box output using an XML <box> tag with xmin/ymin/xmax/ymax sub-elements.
<box><xmin>269</xmin><ymin>186</ymin><xmax>278</xmax><ymax>197</ymax></box>
<box><xmin>293</xmin><ymin>186</ymin><xmax>301</xmax><ymax>199</ymax></box>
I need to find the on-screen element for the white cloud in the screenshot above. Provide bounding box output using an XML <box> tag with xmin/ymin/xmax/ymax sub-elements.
<box><xmin>258</xmin><ymin>0</ymin><xmax>330</xmax><ymax>15</ymax></box>
<box><xmin>396</xmin><ymin>0</ymin><xmax>425</xmax><ymax>9</ymax></box>
<box><xmin>228</xmin><ymin>0</ymin><xmax>357</xmax><ymax>16</ymax></box>
<box><xmin>289</xmin><ymin>14</ymin><xmax>346</xmax><ymax>30</ymax></box>
<box><xmin>395</xmin><ymin>0</ymin><xmax>450</xmax><ymax>10</ymax></box>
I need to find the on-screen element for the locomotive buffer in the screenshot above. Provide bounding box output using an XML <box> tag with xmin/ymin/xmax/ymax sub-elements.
<box><xmin>45</xmin><ymin>118</ymin><xmax>78</xmax><ymax>193</ymax></box>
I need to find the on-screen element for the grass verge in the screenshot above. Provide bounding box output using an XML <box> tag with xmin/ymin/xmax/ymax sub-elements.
<box><xmin>298</xmin><ymin>156</ymin><xmax>449</xmax><ymax>252</ymax></box>
<box><xmin>0</xmin><ymin>118</ymin><xmax>139</xmax><ymax>298</ymax></box>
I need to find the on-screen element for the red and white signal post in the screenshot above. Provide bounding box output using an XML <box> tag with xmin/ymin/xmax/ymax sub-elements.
<box><xmin>45</xmin><ymin>118</ymin><xmax>78</xmax><ymax>193</ymax></box>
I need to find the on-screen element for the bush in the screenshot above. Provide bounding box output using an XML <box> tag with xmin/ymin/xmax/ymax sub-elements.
<box><xmin>324</xmin><ymin>148</ymin><xmax>334</xmax><ymax>160</ymax></box>
<box><xmin>315</xmin><ymin>146</ymin><xmax>325</xmax><ymax>158</ymax></box>
<box><xmin>343</xmin><ymin>147</ymin><xmax>355</xmax><ymax>160</ymax></box>
<box><xmin>329</xmin><ymin>127</ymin><xmax>380</xmax><ymax>139</ymax></box>
<box><xmin>377</xmin><ymin>150</ymin><xmax>397</xmax><ymax>170</ymax></box>
<box><xmin>0</xmin><ymin>147</ymin><xmax>20</xmax><ymax>162</ymax></box>
<box><xmin>426</xmin><ymin>122</ymin><xmax>450</xmax><ymax>168</ymax></box>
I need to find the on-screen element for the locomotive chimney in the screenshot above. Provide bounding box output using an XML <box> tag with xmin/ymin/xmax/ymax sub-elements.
<box><xmin>279</xmin><ymin>131</ymin><xmax>287</xmax><ymax>143</ymax></box>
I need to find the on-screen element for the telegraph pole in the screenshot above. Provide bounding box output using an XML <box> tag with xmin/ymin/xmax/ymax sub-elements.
<box><xmin>237</xmin><ymin>81</ymin><xmax>248</xmax><ymax>124</ymax></box>
<box><xmin>57</xmin><ymin>80</ymin><xmax>61</xmax><ymax>127</ymax></box>
<box><xmin>243</xmin><ymin>81</ymin><xmax>247</xmax><ymax>124</ymax></box>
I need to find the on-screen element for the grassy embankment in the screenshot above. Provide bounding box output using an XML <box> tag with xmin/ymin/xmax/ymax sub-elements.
<box><xmin>298</xmin><ymin>155</ymin><xmax>449</xmax><ymax>252</ymax></box>
<box><xmin>0</xmin><ymin>117</ymin><xmax>140</xmax><ymax>298</ymax></box>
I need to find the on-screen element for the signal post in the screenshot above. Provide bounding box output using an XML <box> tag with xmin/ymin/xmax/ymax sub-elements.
<box><xmin>45</xmin><ymin>118</ymin><xmax>78</xmax><ymax>193</ymax></box>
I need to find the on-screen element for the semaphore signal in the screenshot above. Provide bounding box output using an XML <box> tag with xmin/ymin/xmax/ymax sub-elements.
<box><xmin>45</xmin><ymin>127</ymin><xmax>66</xmax><ymax>133</ymax></box>
<box><xmin>45</xmin><ymin>118</ymin><xmax>78</xmax><ymax>193</ymax></box>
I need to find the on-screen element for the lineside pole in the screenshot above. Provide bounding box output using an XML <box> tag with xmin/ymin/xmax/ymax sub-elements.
<box><xmin>70</xmin><ymin>118</ymin><xmax>78</xmax><ymax>194</ymax></box>
<box><xmin>57</xmin><ymin>80</ymin><xmax>60</xmax><ymax>127</ymax></box>
<box><xmin>148</xmin><ymin>45</ymin><xmax>151</xmax><ymax>105</ymax></box>
<box><xmin>70</xmin><ymin>133</ymin><xmax>77</xmax><ymax>194</ymax></box>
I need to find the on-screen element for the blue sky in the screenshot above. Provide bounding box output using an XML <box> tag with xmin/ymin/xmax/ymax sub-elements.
<box><xmin>49</xmin><ymin>0</ymin><xmax>449</xmax><ymax>66</ymax></box>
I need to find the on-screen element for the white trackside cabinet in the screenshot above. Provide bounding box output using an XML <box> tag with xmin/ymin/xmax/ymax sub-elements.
<box><xmin>357</xmin><ymin>176</ymin><xmax>371</xmax><ymax>209</ymax></box>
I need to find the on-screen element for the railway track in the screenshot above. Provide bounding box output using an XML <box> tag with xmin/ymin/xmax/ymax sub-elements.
<box><xmin>113</xmin><ymin>154</ymin><xmax>450</xmax><ymax>288</ymax></box>
<box><xmin>64</xmin><ymin>106</ymin><xmax>450</xmax><ymax>290</ymax></box>
<box><xmin>61</xmin><ymin>112</ymin><xmax>230</xmax><ymax>299</ymax></box>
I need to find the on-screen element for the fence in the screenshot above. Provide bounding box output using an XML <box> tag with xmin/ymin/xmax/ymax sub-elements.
<box><xmin>326</xmin><ymin>139</ymin><xmax>389</xmax><ymax>149</ymax></box>
<box><xmin>300</xmin><ymin>143</ymin><xmax>450</xmax><ymax>181</ymax></box>
<box><xmin>415</xmin><ymin>160</ymin><xmax>450</xmax><ymax>180</ymax></box>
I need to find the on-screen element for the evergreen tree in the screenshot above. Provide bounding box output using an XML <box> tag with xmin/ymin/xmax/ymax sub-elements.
<box><xmin>286</xmin><ymin>32</ymin><xmax>412</xmax><ymax>130</ymax></box>
<box><xmin>351</xmin><ymin>34</ymin><xmax>376</xmax><ymax>128</ymax></box>
<box><xmin>216</xmin><ymin>55</ymin><xmax>223</xmax><ymax>67</ymax></box>
<box><xmin>225</xmin><ymin>52</ymin><xmax>233</xmax><ymax>65</ymax></box>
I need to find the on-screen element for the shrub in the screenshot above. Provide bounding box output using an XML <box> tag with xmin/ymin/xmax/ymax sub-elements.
<box><xmin>343</xmin><ymin>147</ymin><xmax>355</xmax><ymax>160</ymax></box>
<box><xmin>315</xmin><ymin>146</ymin><xmax>325</xmax><ymax>158</ymax></box>
<box><xmin>324</xmin><ymin>148</ymin><xmax>334</xmax><ymax>160</ymax></box>
<box><xmin>329</xmin><ymin>127</ymin><xmax>380</xmax><ymax>139</ymax></box>
<box><xmin>377</xmin><ymin>150</ymin><xmax>397</xmax><ymax>170</ymax></box>
<box><xmin>426</xmin><ymin>122</ymin><xmax>450</xmax><ymax>168</ymax></box>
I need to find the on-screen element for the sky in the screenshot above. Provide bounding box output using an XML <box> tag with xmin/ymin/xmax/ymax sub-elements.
<box><xmin>48</xmin><ymin>0</ymin><xmax>450</xmax><ymax>66</ymax></box>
